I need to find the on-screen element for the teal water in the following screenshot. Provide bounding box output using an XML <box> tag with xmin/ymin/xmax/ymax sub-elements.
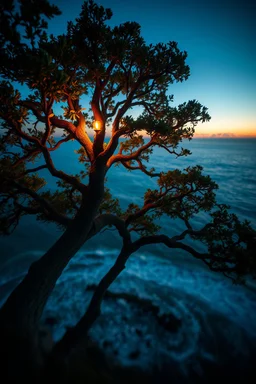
<box><xmin>0</xmin><ymin>138</ymin><xmax>256</xmax><ymax>379</ymax></box>
<box><xmin>2</xmin><ymin>138</ymin><xmax>255</xmax><ymax>265</ymax></box>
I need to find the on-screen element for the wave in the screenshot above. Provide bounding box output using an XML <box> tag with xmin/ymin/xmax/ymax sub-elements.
<box><xmin>1</xmin><ymin>247</ymin><xmax>256</xmax><ymax>378</ymax></box>
<box><xmin>40</xmin><ymin>249</ymin><xmax>256</xmax><ymax>378</ymax></box>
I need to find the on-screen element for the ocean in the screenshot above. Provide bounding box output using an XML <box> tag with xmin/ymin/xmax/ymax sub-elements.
<box><xmin>0</xmin><ymin>138</ymin><xmax>256</xmax><ymax>380</ymax></box>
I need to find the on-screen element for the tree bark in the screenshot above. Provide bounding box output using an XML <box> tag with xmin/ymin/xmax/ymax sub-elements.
<box><xmin>0</xmin><ymin>165</ymin><xmax>105</xmax><ymax>382</ymax></box>
<box><xmin>51</xmin><ymin>246</ymin><xmax>132</xmax><ymax>363</ymax></box>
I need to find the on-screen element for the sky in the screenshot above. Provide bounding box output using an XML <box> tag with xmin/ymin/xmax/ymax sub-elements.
<box><xmin>48</xmin><ymin>0</ymin><xmax>256</xmax><ymax>138</ymax></box>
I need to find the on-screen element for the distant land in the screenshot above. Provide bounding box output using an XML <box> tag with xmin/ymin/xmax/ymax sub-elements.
<box><xmin>194</xmin><ymin>133</ymin><xmax>256</xmax><ymax>138</ymax></box>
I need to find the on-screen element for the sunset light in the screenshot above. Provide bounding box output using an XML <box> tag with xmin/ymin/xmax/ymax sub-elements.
<box><xmin>0</xmin><ymin>1</ymin><xmax>255</xmax><ymax>383</ymax></box>
<box><xmin>49</xmin><ymin>0</ymin><xmax>256</xmax><ymax>139</ymax></box>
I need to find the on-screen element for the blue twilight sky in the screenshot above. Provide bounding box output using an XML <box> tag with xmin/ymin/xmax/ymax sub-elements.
<box><xmin>47</xmin><ymin>0</ymin><xmax>256</xmax><ymax>137</ymax></box>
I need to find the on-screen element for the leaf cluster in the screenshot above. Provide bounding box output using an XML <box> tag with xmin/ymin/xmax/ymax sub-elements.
<box><xmin>0</xmin><ymin>1</ymin><xmax>255</xmax><ymax>286</ymax></box>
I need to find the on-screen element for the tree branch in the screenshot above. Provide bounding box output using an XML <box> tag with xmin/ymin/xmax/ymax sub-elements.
<box><xmin>133</xmin><ymin>234</ymin><xmax>206</xmax><ymax>259</ymax></box>
<box><xmin>10</xmin><ymin>180</ymin><xmax>71</xmax><ymax>227</ymax></box>
<box><xmin>103</xmin><ymin>84</ymin><xmax>123</xmax><ymax>111</ymax></box>
<box><xmin>49</xmin><ymin>134</ymin><xmax>74</xmax><ymax>150</ymax></box>
<box><xmin>106</xmin><ymin>135</ymin><xmax>156</xmax><ymax>168</ymax></box>
<box><xmin>111</xmin><ymin>86</ymin><xmax>140</xmax><ymax>133</ymax></box>
<box><xmin>12</xmin><ymin>149</ymin><xmax>41</xmax><ymax>168</ymax></box>
<box><xmin>156</xmin><ymin>143</ymin><xmax>185</xmax><ymax>156</ymax></box>
<box><xmin>52</xmin><ymin>243</ymin><xmax>133</xmax><ymax>360</ymax></box>
<box><xmin>19</xmin><ymin>99</ymin><xmax>94</xmax><ymax>162</ymax></box>
<box><xmin>106</xmin><ymin>98</ymin><xmax>127</xmax><ymax>118</ymax></box>
<box><xmin>101</xmin><ymin>59</ymin><xmax>117</xmax><ymax>89</ymax></box>
<box><xmin>125</xmin><ymin>185</ymin><xmax>202</xmax><ymax>227</ymax></box>
<box><xmin>132</xmin><ymin>234</ymin><xmax>237</xmax><ymax>273</ymax></box>
<box><xmin>87</xmin><ymin>213</ymin><xmax>131</xmax><ymax>244</ymax></box>
<box><xmin>121</xmin><ymin>159</ymin><xmax>161</xmax><ymax>177</ymax></box>
<box><xmin>5</xmin><ymin>118</ymin><xmax>41</xmax><ymax>146</ymax></box>
<box><xmin>18</xmin><ymin>164</ymin><xmax>48</xmax><ymax>176</ymax></box>
<box><xmin>19</xmin><ymin>100</ymin><xmax>44</xmax><ymax>122</ymax></box>
<box><xmin>41</xmin><ymin>147</ymin><xmax>86</xmax><ymax>193</ymax></box>
<box><xmin>130</xmin><ymin>100</ymin><xmax>156</xmax><ymax>115</ymax></box>
<box><xmin>170</xmin><ymin>222</ymin><xmax>215</xmax><ymax>241</ymax></box>
<box><xmin>42</xmin><ymin>115</ymin><xmax>52</xmax><ymax>145</ymax></box>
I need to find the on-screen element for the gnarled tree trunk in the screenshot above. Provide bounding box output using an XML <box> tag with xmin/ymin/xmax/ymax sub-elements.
<box><xmin>0</xmin><ymin>166</ymin><xmax>105</xmax><ymax>382</ymax></box>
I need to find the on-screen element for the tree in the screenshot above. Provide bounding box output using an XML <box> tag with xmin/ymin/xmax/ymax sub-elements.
<box><xmin>0</xmin><ymin>0</ymin><xmax>255</xmax><ymax>382</ymax></box>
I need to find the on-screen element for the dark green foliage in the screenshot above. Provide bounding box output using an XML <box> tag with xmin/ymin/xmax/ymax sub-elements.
<box><xmin>0</xmin><ymin>3</ymin><xmax>256</xmax><ymax>383</ymax></box>
<box><xmin>193</xmin><ymin>205</ymin><xmax>256</xmax><ymax>282</ymax></box>
<box><xmin>0</xmin><ymin>0</ymin><xmax>255</xmax><ymax>287</ymax></box>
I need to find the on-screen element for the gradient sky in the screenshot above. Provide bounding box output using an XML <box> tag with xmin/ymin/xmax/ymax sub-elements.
<box><xmin>48</xmin><ymin>0</ymin><xmax>256</xmax><ymax>137</ymax></box>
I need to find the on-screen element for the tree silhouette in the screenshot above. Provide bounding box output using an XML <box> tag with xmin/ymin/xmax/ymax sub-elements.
<box><xmin>0</xmin><ymin>0</ymin><xmax>255</xmax><ymax>382</ymax></box>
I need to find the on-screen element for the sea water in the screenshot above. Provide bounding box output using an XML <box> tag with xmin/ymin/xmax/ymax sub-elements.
<box><xmin>0</xmin><ymin>138</ymin><xmax>256</xmax><ymax>379</ymax></box>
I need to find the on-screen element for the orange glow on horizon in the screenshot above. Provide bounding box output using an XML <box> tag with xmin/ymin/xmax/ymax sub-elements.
<box><xmin>194</xmin><ymin>121</ymin><xmax>256</xmax><ymax>138</ymax></box>
<box><xmin>103</xmin><ymin>128</ymin><xmax>256</xmax><ymax>139</ymax></box>
<box><xmin>194</xmin><ymin>133</ymin><xmax>256</xmax><ymax>138</ymax></box>
<box><xmin>135</xmin><ymin>126</ymin><xmax>256</xmax><ymax>139</ymax></box>
<box><xmin>88</xmin><ymin>118</ymin><xmax>256</xmax><ymax>139</ymax></box>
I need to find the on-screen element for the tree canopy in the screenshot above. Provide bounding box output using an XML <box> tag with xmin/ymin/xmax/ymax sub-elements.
<box><xmin>0</xmin><ymin>1</ymin><xmax>256</xmax><ymax>380</ymax></box>
<box><xmin>0</xmin><ymin>0</ymin><xmax>255</xmax><ymax>282</ymax></box>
